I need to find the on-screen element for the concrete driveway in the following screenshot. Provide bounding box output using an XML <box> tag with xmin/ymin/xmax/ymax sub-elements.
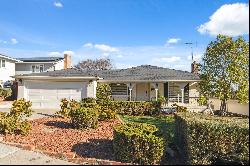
<box><xmin>0</xmin><ymin>143</ymin><xmax>76</xmax><ymax>165</ymax></box>
<box><xmin>0</xmin><ymin>101</ymin><xmax>60</xmax><ymax>120</ymax></box>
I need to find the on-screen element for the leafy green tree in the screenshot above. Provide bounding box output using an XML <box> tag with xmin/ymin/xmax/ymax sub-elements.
<box><xmin>200</xmin><ymin>35</ymin><xmax>249</xmax><ymax>113</ymax></box>
<box><xmin>96</xmin><ymin>83</ymin><xmax>112</xmax><ymax>108</ymax></box>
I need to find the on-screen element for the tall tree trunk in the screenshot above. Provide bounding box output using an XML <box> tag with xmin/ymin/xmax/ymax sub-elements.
<box><xmin>220</xmin><ymin>99</ymin><xmax>227</xmax><ymax>116</ymax></box>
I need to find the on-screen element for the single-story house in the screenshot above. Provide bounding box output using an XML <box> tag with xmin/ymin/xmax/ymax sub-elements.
<box><xmin>14</xmin><ymin>61</ymin><xmax>201</xmax><ymax>109</ymax></box>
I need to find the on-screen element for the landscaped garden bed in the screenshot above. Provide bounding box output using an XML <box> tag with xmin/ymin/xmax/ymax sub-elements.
<box><xmin>1</xmin><ymin>116</ymin><xmax>130</xmax><ymax>165</ymax></box>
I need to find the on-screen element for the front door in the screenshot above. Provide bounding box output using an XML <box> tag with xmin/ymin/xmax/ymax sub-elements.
<box><xmin>136</xmin><ymin>83</ymin><xmax>150</xmax><ymax>101</ymax></box>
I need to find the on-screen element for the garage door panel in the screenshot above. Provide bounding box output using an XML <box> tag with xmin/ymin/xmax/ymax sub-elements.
<box><xmin>25</xmin><ymin>81</ymin><xmax>87</xmax><ymax>108</ymax></box>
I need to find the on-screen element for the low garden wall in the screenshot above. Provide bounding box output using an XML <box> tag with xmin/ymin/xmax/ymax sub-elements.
<box><xmin>209</xmin><ymin>98</ymin><xmax>249</xmax><ymax>116</ymax></box>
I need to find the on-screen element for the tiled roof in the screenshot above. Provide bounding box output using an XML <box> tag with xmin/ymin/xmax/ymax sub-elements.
<box><xmin>17</xmin><ymin>57</ymin><xmax>64</xmax><ymax>62</ymax></box>
<box><xmin>18</xmin><ymin>65</ymin><xmax>200</xmax><ymax>81</ymax></box>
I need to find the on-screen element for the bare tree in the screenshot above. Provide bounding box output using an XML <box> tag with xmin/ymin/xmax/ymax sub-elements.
<box><xmin>75</xmin><ymin>58</ymin><xmax>113</xmax><ymax>70</ymax></box>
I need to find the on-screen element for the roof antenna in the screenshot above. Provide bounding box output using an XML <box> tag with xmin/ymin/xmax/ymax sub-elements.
<box><xmin>185</xmin><ymin>42</ymin><xmax>194</xmax><ymax>62</ymax></box>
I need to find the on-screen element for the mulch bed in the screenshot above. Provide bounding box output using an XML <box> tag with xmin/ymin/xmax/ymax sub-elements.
<box><xmin>2</xmin><ymin>117</ymin><xmax>130</xmax><ymax>165</ymax></box>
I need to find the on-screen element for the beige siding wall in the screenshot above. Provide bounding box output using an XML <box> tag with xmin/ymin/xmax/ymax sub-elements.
<box><xmin>209</xmin><ymin>98</ymin><xmax>249</xmax><ymax>116</ymax></box>
<box><xmin>189</xmin><ymin>83</ymin><xmax>200</xmax><ymax>106</ymax></box>
<box><xmin>87</xmin><ymin>80</ymin><xmax>97</xmax><ymax>98</ymax></box>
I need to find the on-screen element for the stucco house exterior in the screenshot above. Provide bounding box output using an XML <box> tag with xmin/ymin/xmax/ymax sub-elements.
<box><xmin>14</xmin><ymin>62</ymin><xmax>201</xmax><ymax>109</ymax></box>
<box><xmin>0</xmin><ymin>54</ymin><xmax>21</xmax><ymax>83</ymax></box>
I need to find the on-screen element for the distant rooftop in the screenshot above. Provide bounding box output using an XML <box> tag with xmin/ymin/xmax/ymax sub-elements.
<box><xmin>17</xmin><ymin>57</ymin><xmax>64</xmax><ymax>62</ymax></box>
<box><xmin>0</xmin><ymin>53</ymin><xmax>20</xmax><ymax>62</ymax></box>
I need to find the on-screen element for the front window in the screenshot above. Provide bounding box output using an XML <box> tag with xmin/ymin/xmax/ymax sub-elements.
<box><xmin>2</xmin><ymin>60</ymin><xmax>5</xmax><ymax>67</ymax></box>
<box><xmin>31</xmin><ymin>64</ymin><xmax>44</xmax><ymax>73</ymax></box>
<box><xmin>110</xmin><ymin>83</ymin><xmax>128</xmax><ymax>96</ymax></box>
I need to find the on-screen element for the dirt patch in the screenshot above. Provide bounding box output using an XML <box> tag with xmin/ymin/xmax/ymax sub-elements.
<box><xmin>3</xmin><ymin>117</ymin><xmax>123</xmax><ymax>164</ymax></box>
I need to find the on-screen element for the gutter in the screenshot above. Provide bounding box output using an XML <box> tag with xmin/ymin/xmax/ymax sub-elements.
<box><xmin>13</xmin><ymin>75</ymin><xmax>101</xmax><ymax>80</ymax></box>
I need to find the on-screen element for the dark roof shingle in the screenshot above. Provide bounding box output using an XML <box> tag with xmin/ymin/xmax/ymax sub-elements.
<box><xmin>17</xmin><ymin>57</ymin><xmax>64</xmax><ymax>62</ymax></box>
<box><xmin>18</xmin><ymin>65</ymin><xmax>200</xmax><ymax>81</ymax></box>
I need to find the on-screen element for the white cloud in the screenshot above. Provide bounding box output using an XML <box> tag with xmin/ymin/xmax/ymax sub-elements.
<box><xmin>83</xmin><ymin>43</ymin><xmax>93</xmax><ymax>48</ymax></box>
<box><xmin>63</xmin><ymin>50</ymin><xmax>74</xmax><ymax>55</ymax></box>
<box><xmin>187</xmin><ymin>54</ymin><xmax>202</xmax><ymax>61</ymax></box>
<box><xmin>48</xmin><ymin>51</ymin><xmax>61</xmax><ymax>56</ymax></box>
<box><xmin>11</xmin><ymin>38</ymin><xmax>18</xmax><ymax>44</ymax></box>
<box><xmin>94</xmin><ymin>44</ymin><xmax>119</xmax><ymax>52</ymax></box>
<box><xmin>83</xmin><ymin>43</ymin><xmax>119</xmax><ymax>52</ymax></box>
<box><xmin>54</xmin><ymin>1</ymin><xmax>63</xmax><ymax>8</ymax></box>
<box><xmin>103</xmin><ymin>52</ymin><xmax>110</xmax><ymax>57</ymax></box>
<box><xmin>154</xmin><ymin>56</ymin><xmax>181</xmax><ymax>63</ymax></box>
<box><xmin>198</xmin><ymin>3</ymin><xmax>249</xmax><ymax>36</ymax></box>
<box><xmin>0</xmin><ymin>40</ymin><xmax>7</xmax><ymax>44</ymax></box>
<box><xmin>166</xmin><ymin>38</ymin><xmax>181</xmax><ymax>44</ymax></box>
<box><xmin>117</xmin><ymin>55</ymin><xmax>123</xmax><ymax>58</ymax></box>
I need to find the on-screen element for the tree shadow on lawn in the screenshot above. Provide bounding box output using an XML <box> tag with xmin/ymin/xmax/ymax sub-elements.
<box><xmin>72</xmin><ymin>139</ymin><xmax>116</xmax><ymax>161</ymax></box>
<box><xmin>44</xmin><ymin>121</ymin><xmax>74</xmax><ymax>129</ymax></box>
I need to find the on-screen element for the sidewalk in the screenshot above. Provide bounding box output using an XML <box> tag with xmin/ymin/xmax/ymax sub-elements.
<box><xmin>0</xmin><ymin>143</ymin><xmax>77</xmax><ymax>165</ymax></box>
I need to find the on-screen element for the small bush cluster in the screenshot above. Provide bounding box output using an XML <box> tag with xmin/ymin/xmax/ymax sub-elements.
<box><xmin>107</xmin><ymin>101</ymin><xmax>161</xmax><ymax>116</ymax></box>
<box><xmin>0</xmin><ymin>98</ymin><xmax>33</xmax><ymax>135</ymax></box>
<box><xmin>70</xmin><ymin>107</ymin><xmax>99</xmax><ymax>129</ymax></box>
<box><xmin>113</xmin><ymin>122</ymin><xmax>165</xmax><ymax>165</ymax></box>
<box><xmin>0</xmin><ymin>88</ymin><xmax>12</xmax><ymax>100</ymax></box>
<box><xmin>171</xmin><ymin>103</ymin><xmax>187</xmax><ymax>112</ymax></box>
<box><xmin>175</xmin><ymin>112</ymin><xmax>249</xmax><ymax>165</ymax></box>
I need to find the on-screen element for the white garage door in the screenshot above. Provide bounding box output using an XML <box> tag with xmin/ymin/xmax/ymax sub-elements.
<box><xmin>25</xmin><ymin>81</ymin><xmax>87</xmax><ymax>108</ymax></box>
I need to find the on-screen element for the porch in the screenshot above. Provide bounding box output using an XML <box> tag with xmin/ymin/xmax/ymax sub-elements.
<box><xmin>109</xmin><ymin>81</ymin><xmax>200</xmax><ymax>106</ymax></box>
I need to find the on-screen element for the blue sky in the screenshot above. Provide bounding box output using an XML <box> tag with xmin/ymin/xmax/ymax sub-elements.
<box><xmin>0</xmin><ymin>0</ymin><xmax>249</xmax><ymax>71</ymax></box>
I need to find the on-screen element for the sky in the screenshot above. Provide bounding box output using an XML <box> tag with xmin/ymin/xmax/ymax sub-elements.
<box><xmin>0</xmin><ymin>0</ymin><xmax>249</xmax><ymax>72</ymax></box>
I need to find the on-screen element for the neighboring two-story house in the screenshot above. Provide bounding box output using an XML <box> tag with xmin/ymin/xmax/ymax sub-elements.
<box><xmin>0</xmin><ymin>54</ymin><xmax>20</xmax><ymax>83</ymax></box>
<box><xmin>0</xmin><ymin>53</ymin><xmax>71</xmax><ymax>84</ymax></box>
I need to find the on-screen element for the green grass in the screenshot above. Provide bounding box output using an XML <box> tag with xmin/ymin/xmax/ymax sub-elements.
<box><xmin>119</xmin><ymin>115</ymin><xmax>175</xmax><ymax>143</ymax></box>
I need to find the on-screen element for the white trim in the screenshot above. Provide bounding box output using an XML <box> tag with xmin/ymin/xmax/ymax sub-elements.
<box><xmin>14</xmin><ymin>75</ymin><xmax>100</xmax><ymax>80</ymax></box>
<box><xmin>0</xmin><ymin>54</ymin><xmax>21</xmax><ymax>62</ymax></box>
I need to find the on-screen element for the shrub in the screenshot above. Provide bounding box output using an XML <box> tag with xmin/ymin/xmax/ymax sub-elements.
<box><xmin>175</xmin><ymin>112</ymin><xmax>249</xmax><ymax>165</ymax></box>
<box><xmin>98</xmin><ymin>109</ymin><xmax>116</xmax><ymax>121</ymax></box>
<box><xmin>108</xmin><ymin>101</ymin><xmax>161</xmax><ymax>116</ymax></box>
<box><xmin>10</xmin><ymin>98</ymin><xmax>33</xmax><ymax>120</ymax></box>
<box><xmin>0</xmin><ymin>88</ymin><xmax>12</xmax><ymax>100</ymax></box>
<box><xmin>171</xmin><ymin>103</ymin><xmax>187</xmax><ymax>112</ymax></box>
<box><xmin>19</xmin><ymin>120</ymin><xmax>32</xmax><ymax>135</ymax></box>
<box><xmin>70</xmin><ymin>107</ymin><xmax>99</xmax><ymax>129</ymax></box>
<box><xmin>0</xmin><ymin>98</ymin><xmax>32</xmax><ymax>135</ymax></box>
<box><xmin>197</xmin><ymin>95</ymin><xmax>208</xmax><ymax>106</ymax></box>
<box><xmin>96</xmin><ymin>83</ymin><xmax>112</xmax><ymax>105</ymax></box>
<box><xmin>113</xmin><ymin>122</ymin><xmax>165</xmax><ymax>165</ymax></box>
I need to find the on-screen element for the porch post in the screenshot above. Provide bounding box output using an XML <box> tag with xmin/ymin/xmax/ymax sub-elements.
<box><xmin>181</xmin><ymin>89</ymin><xmax>184</xmax><ymax>103</ymax></box>
<box><xmin>155</xmin><ymin>89</ymin><xmax>158</xmax><ymax>101</ymax></box>
<box><xmin>127</xmin><ymin>83</ymin><xmax>135</xmax><ymax>101</ymax></box>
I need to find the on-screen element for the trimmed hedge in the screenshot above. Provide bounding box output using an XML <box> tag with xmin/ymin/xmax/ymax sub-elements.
<box><xmin>107</xmin><ymin>101</ymin><xmax>161</xmax><ymax>116</ymax></box>
<box><xmin>113</xmin><ymin>122</ymin><xmax>165</xmax><ymax>165</ymax></box>
<box><xmin>175</xmin><ymin>112</ymin><xmax>249</xmax><ymax>165</ymax></box>
<box><xmin>70</xmin><ymin>107</ymin><xmax>99</xmax><ymax>129</ymax></box>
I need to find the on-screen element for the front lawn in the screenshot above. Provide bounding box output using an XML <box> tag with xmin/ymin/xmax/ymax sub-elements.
<box><xmin>119</xmin><ymin>115</ymin><xmax>175</xmax><ymax>143</ymax></box>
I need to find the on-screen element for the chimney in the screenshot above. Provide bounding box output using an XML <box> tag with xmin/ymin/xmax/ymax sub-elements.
<box><xmin>64</xmin><ymin>54</ymin><xmax>71</xmax><ymax>69</ymax></box>
<box><xmin>191</xmin><ymin>61</ymin><xmax>199</xmax><ymax>74</ymax></box>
